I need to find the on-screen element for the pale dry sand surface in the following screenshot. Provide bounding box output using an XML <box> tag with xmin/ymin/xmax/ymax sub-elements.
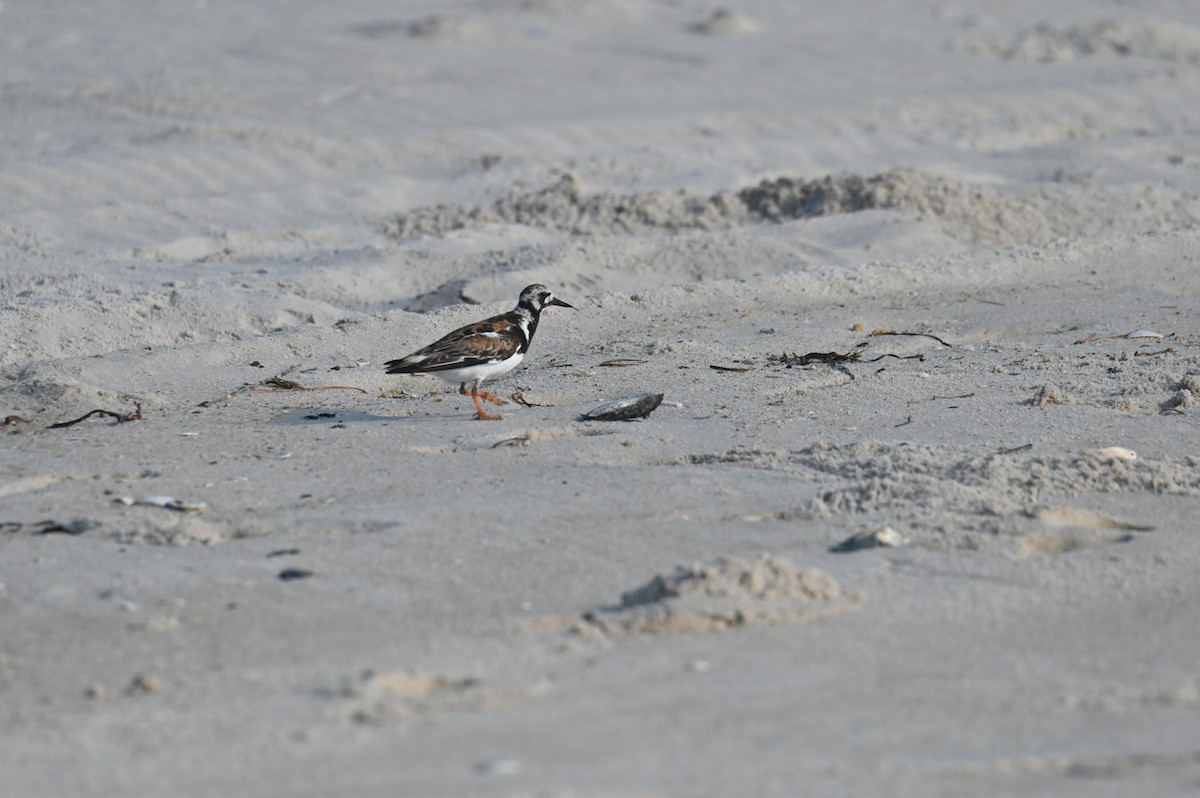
<box><xmin>3</xmin><ymin>0</ymin><xmax>1200</xmax><ymax>796</ymax></box>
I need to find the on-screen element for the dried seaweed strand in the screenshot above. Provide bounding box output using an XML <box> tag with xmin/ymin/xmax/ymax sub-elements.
<box><xmin>864</xmin><ymin>353</ymin><xmax>925</xmax><ymax>363</ymax></box>
<box><xmin>776</xmin><ymin>350</ymin><xmax>861</xmax><ymax>366</ymax></box>
<box><xmin>48</xmin><ymin>404</ymin><xmax>142</xmax><ymax>429</ymax></box>
<box><xmin>511</xmin><ymin>390</ymin><xmax>549</xmax><ymax>408</ymax></box>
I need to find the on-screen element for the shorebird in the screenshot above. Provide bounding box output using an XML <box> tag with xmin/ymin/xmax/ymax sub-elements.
<box><xmin>384</xmin><ymin>284</ymin><xmax>573</xmax><ymax>420</ymax></box>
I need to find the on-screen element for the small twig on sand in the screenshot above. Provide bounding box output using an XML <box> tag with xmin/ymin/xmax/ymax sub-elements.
<box><xmin>864</xmin><ymin>353</ymin><xmax>925</xmax><ymax>363</ymax></box>
<box><xmin>869</xmin><ymin>330</ymin><xmax>952</xmax><ymax>347</ymax></box>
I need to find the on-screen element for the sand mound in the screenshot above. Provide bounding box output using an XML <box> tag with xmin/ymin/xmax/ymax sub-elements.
<box><xmin>385</xmin><ymin>171</ymin><xmax>1200</xmax><ymax>248</ymax></box>
<box><xmin>338</xmin><ymin>669</ymin><xmax>479</xmax><ymax>726</ymax></box>
<box><xmin>956</xmin><ymin>19</ymin><xmax>1200</xmax><ymax>64</ymax></box>
<box><xmin>384</xmin><ymin>173</ymin><xmax>743</xmax><ymax>239</ymax></box>
<box><xmin>661</xmin><ymin>442</ymin><xmax>1200</xmax><ymax>546</ymax></box>
<box><xmin>798</xmin><ymin>442</ymin><xmax>1200</xmax><ymax>517</ymax></box>
<box><xmin>0</xmin><ymin>368</ymin><xmax>140</xmax><ymax>427</ymax></box>
<box><xmin>332</xmin><ymin>668</ymin><xmax>543</xmax><ymax>726</ymax></box>
<box><xmin>0</xmin><ymin>274</ymin><xmax>352</xmax><ymax>368</ymax></box>
<box><xmin>106</xmin><ymin>515</ymin><xmax>234</xmax><ymax>547</ymax></box>
<box><xmin>578</xmin><ymin>555</ymin><xmax>849</xmax><ymax>636</ymax></box>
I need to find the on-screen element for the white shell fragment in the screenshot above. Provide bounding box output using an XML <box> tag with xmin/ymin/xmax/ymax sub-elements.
<box><xmin>1086</xmin><ymin>446</ymin><xmax>1138</xmax><ymax>461</ymax></box>
<box><xmin>1126</xmin><ymin>329</ymin><xmax>1163</xmax><ymax>340</ymax></box>
<box><xmin>830</xmin><ymin>526</ymin><xmax>908</xmax><ymax>553</ymax></box>
<box><xmin>115</xmin><ymin>495</ymin><xmax>208</xmax><ymax>513</ymax></box>
<box><xmin>581</xmin><ymin>393</ymin><xmax>665</xmax><ymax>421</ymax></box>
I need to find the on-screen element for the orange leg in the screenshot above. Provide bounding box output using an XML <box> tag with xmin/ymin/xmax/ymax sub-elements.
<box><xmin>461</xmin><ymin>384</ymin><xmax>503</xmax><ymax>420</ymax></box>
<box><xmin>475</xmin><ymin>390</ymin><xmax>507</xmax><ymax>406</ymax></box>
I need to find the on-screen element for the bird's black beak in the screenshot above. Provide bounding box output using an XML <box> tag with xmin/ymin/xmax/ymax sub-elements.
<box><xmin>550</xmin><ymin>297</ymin><xmax>574</xmax><ymax>309</ymax></box>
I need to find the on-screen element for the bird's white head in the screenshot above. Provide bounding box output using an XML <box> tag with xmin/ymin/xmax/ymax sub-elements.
<box><xmin>517</xmin><ymin>284</ymin><xmax>574</xmax><ymax>313</ymax></box>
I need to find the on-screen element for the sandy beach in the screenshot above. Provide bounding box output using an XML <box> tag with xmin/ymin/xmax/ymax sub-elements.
<box><xmin>3</xmin><ymin>1</ymin><xmax>1200</xmax><ymax>795</ymax></box>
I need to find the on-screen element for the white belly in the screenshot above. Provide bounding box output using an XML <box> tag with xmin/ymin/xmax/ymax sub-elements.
<box><xmin>434</xmin><ymin>353</ymin><xmax>523</xmax><ymax>387</ymax></box>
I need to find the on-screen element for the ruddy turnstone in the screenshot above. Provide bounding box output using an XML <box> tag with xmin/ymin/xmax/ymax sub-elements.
<box><xmin>385</xmin><ymin>284</ymin><xmax>573</xmax><ymax>420</ymax></box>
